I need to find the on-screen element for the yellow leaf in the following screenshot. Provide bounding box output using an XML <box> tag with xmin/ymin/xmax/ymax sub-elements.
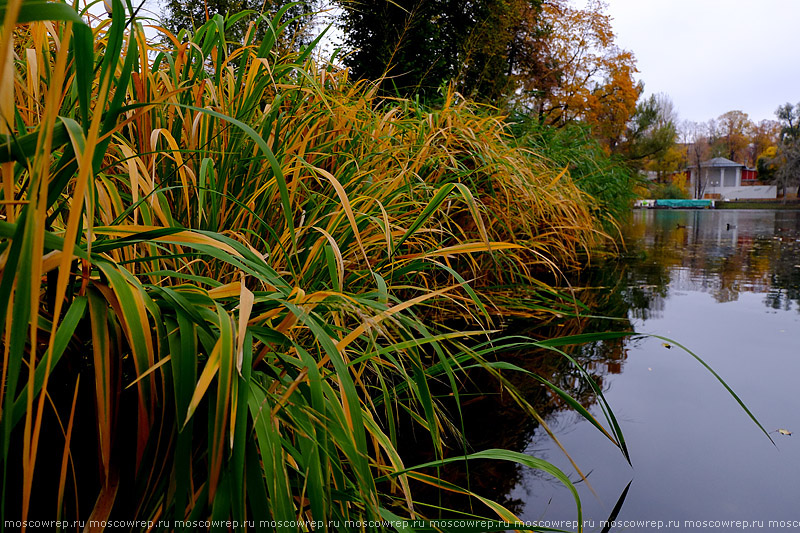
<box><xmin>309</xmin><ymin>164</ymin><xmax>375</xmax><ymax>271</ymax></box>
<box><xmin>208</xmin><ymin>282</ymin><xmax>240</xmax><ymax>299</ymax></box>
<box><xmin>236</xmin><ymin>275</ymin><xmax>254</xmax><ymax>373</ymax></box>
<box><xmin>184</xmin><ymin>342</ymin><xmax>221</xmax><ymax>427</ymax></box>
<box><xmin>397</xmin><ymin>242</ymin><xmax>524</xmax><ymax>259</ymax></box>
<box><xmin>94</xmin><ymin>225</ymin><xmax>242</xmax><ymax>258</ymax></box>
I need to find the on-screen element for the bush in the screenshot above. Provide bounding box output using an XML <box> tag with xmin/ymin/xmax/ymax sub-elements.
<box><xmin>646</xmin><ymin>181</ymin><xmax>691</xmax><ymax>199</ymax></box>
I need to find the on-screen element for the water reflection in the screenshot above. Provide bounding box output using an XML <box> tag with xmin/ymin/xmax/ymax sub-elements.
<box><xmin>506</xmin><ymin>209</ymin><xmax>800</xmax><ymax>530</ymax></box>
<box><xmin>623</xmin><ymin>209</ymin><xmax>800</xmax><ymax>310</ymax></box>
<box><xmin>416</xmin><ymin>209</ymin><xmax>800</xmax><ymax>529</ymax></box>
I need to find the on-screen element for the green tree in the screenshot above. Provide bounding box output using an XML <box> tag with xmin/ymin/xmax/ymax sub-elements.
<box><xmin>336</xmin><ymin>0</ymin><xmax>453</xmax><ymax>97</ymax></box>
<box><xmin>619</xmin><ymin>93</ymin><xmax>678</xmax><ymax>172</ymax></box>
<box><xmin>457</xmin><ymin>0</ymin><xmax>535</xmax><ymax>100</ymax></box>
<box><xmin>162</xmin><ymin>0</ymin><xmax>317</xmax><ymax>46</ymax></box>
<box><xmin>336</xmin><ymin>0</ymin><xmax>533</xmax><ymax>101</ymax></box>
<box><xmin>776</xmin><ymin>101</ymin><xmax>800</xmax><ymax>141</ymax></box>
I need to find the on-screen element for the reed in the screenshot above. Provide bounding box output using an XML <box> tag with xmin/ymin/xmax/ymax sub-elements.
<box><xmin>0</xmin><ymin>2</ymin><xmax>689</xmax><ymax>531</ymax></box>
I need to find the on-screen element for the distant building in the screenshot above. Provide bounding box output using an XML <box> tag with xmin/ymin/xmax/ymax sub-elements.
<box><xmin>688</xmin><ymin>157</ymin><xmax>776</xmax><ymax>200</ymax></box>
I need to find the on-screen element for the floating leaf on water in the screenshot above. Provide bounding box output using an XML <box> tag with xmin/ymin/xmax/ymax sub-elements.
<box><xmin>778</xmin><ymin>429</ymin><xmax>792</xmax><ymax>436</ymax></box>
<box><xmin>661</xmin><ymin>342</ymin><xmax>672</xmax><ymax>349</ymax></box>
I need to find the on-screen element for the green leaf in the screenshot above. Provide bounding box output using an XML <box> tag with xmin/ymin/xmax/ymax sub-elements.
<box><xmin>651</xmin><ymin>334</ymin><xmax>776</xmax><ymax>446</ymax></box>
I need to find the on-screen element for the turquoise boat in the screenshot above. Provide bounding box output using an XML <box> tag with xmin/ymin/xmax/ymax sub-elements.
<box><xmin>653</xmin><ymin>199</ymin><xmax>714</xmax><ymax>209</ymax></box>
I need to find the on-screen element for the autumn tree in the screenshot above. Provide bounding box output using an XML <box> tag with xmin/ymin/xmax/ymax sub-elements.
<box><xmin>513</xmin><ymin>0</ymin><xmax>638</xmax><ymax>136</ymax></box>
<box><xmin>711</xmin><ymin>110</ymin><xmax>752</xmax><ymax>163</ymax></box>
<box><xmin>756</xmin><ymin>146</ymin><xmax>779</xmax><ymax>182</ymax></box>
<box><xmin>581</xmin><ymin>61</ymin><xmax>641</xmax><ymax>152</ymax></box>
<box><xmin>748</xmin><ymin>119</ymin><xmax>780</xmax><ymax>167</ymax></box>
<box><xmin>648</xmin><ymin>144</ymin><xmax>688</xmax><ymax>183</ymax></box>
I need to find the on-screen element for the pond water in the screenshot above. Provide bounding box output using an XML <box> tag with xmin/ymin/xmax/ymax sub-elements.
<box><xmin>506</xmin><ymin>209</ymin><xmax>800</xmax><ymax>531</ymax></box>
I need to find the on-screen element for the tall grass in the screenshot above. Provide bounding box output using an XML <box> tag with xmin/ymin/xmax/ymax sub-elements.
<box><xmin>0</xmin><ymin>2</ymin><xmax>649</xmax><ymax>530</ymax></box>
<box><xmin>508</xmin><ymin>117</ymin><xmax>637</xmax><ymax>231</ymax></box>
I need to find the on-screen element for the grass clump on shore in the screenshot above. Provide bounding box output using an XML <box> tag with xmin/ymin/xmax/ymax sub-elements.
<box><xmin>0</xmin><ymin>2</ymin><xmax>629</xmax><ymax>530</ymax></box>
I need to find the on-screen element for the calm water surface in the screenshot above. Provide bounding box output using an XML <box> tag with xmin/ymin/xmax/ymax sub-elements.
<box><xmin>508</xmin><ymin>209</ymin><xmax>800</xmax><ymax>531</ymax></box>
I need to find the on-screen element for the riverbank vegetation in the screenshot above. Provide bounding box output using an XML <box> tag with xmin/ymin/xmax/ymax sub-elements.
<box><xmin>0</xmin><ymin>0</ymin><xmax>774</xmax><ymax>530</ymax></box>
<box><xmin>0</xmin><ymin>2</ymin><xmax>636</xmax><ymax>529</ymax></box>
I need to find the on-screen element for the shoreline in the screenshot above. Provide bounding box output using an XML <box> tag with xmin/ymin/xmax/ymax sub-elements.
<box><xmin>715</xmin><ymin>200</ymin><xmax>800</xmax><ymax>209</ymax></box>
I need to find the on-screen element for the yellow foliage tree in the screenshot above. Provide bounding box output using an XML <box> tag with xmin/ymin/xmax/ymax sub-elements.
<box><xmin>514</xmin><ymin>0</ymin><xmax>639</xmax><ymax>140</ymax></box>
<box><xmin>712</xmin><ymin>110</ymin><xmax>753</xmax><ymax>163</ymax></box>
<box><xmin>749</xmin><ymin>119</ymin><xmax>781</xmax><ymax>167</ymax></box>
<box><xmin>647</xmin><ymin>144</ymin><xmax>688</xmax><ymax>181</ymax></box>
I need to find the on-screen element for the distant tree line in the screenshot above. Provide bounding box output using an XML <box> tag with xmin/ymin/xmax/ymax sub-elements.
<box><xmin>650</xmin><ymin>105</ymin><xmax>800</xmax><ymax>199</ymax></box>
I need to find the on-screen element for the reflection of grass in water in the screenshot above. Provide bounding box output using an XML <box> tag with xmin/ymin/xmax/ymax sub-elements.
<box><xmin>401</xmin><ymin>295</ymin><xmax>638</xmax><ymax>514</ymax></box>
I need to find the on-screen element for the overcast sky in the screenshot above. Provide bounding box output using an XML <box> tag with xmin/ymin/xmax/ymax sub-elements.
<box><xmin>130</xmin><ymin>0</ymin><xmax>799</xmax><ymax>126</ymax></box>
<box><xmin>604</xmin><ymin>0</ymin><xmax>800</xmax><ymax>125</ymax></box>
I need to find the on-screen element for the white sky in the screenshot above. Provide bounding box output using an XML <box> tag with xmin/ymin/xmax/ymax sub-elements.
<box><xmin>604</xmin><ymin>0</ymin><xmax>800</xmax><ymax>125</ymax></box>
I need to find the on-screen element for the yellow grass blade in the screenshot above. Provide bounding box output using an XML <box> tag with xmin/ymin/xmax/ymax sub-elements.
<box><xmin>208</xmin><ymin>282</ymin><xmax>240</xmax><ymax>299</ymax></box>
<box><xmin>94</xmin><ymin>225</ymin><xmax>243</xmax><ymax>258</ymax></box>
<box><xmin>56</xmin><ymin>376</ymin><xmax>80</xmax><ymax>522</ymax></box>
<box><xmin>236</xmin><ymin>275</ymin><xmax>254</xmax><ymax>373</ymax></box>
<box><xmin>396</xmin><ymin>241</ymin><xmax>524</xmax><ymax>259</ymax></box>
<box><xmin>335</xmin><ymin>284</ymin><xmax>461</xmax><ymax>353</ymax></box>
<box><xmin>125</xmin><ymin>356</ymin><xmax>172</xmax><ymax>390</ymax></box>
<box><xmin>23</xmin><ymin>19</ymin><xmax>78</xmax><ymax>526</ymax></box>
<box><xmin>184</xmin><ymin>341</ymin><xmax>220</xmax><ymax>427</ymax></box>
<box><xmin>309</xmin><ymin>165</ymin><xmax>372</xmax><ymax>271</ymax></box>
